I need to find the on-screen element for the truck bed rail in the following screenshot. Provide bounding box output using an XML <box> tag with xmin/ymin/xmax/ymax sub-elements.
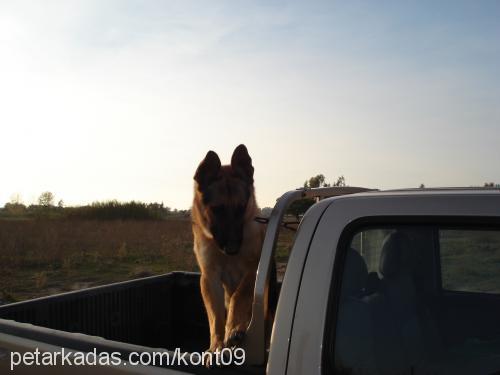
<box><xmin>243</xmin><ymin>186</ymin><xmax>374</xmax><ymax>364</ymax></box>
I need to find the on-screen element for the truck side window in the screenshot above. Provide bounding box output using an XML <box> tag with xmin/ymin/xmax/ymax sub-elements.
<box><xmin>328</xmin><ymin>225</ymin><xmax>500</xmax><ymax>375</ymax></box>
<box><xmin>440</xmin><ymin>229</ymin><xmax>500</xmax><ymax>294</ymax></box>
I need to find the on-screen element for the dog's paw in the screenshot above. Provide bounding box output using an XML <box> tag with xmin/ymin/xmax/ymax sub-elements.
<box><xmin>204</xmin><ymin>342</ymin><xmax>224</xmax><ymax>369</ymax></box>
<box><xmin>224</xmin><ymin>329</ymin><xmax>246</xmax><ymax>348</ymax></box>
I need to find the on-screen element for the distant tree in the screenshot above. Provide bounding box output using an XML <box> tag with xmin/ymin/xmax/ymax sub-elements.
<box><xmin>65</xmin><ymin>200</ymin><xmax>173</xmax><ymax>220</ymax></box>
<box><xmin>484</xmin><ymin>182</ymin><xmax>495</xmax><ymax>187</ymax></box>
<box><xmin>288</xmin><ymin>174</ymin><xmax>347</xmax><ymax>220</ymax></box>
<box><xmin>306</xmin><ymin>174</ymin><xmax>327</xmax><ymax>188</ymax></box>
<box><xmin>287</xmin><ymin>199</ymin><xmax>314</xmax><ymax>220</ymax></box>
<box><xmin>305</xmin><ymin>174</ymin><xmax>345</xmax><ymax>188</ymax></box>
<box><xmin>57</xmin><ymin>199</ymin><xmax>64</xmax><ymax>208</ymax></box>
<box><xmin>332</xmin><ymin>175</ymin><xmax>346</xmax><ymax>187</ymax></box>
<box><xmin>38</xmin><ymin>191</ymin><xmax>55</xmax><ymax>207</ymax></box>
<box><xmin>419</xmin><ymin>183</ymin><xmax>425</xmax><ymax>189</ymax></box>
<box><xmin>10</xmin><ymin>193</ymin><xmax>23</xmax><ymax>205</ymax></box>
<box><xmin>4</xmin><ymin>202</ymin><xmax>27</xmax><ymax>216</ymax></box>
<box><xmin>2</xmin><ymin>193</ymin><xmax>25</xmax><ymax>216</ymax></box>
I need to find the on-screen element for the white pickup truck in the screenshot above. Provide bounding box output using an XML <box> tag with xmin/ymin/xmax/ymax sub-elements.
<box><xmin>1</xmin><ymin>187</ymin><xmax>499</xmax><ymax>374</ymax></box>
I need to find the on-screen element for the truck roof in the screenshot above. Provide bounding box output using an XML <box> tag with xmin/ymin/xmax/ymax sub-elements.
<box><xmin>339</xmin><ymin>187</ymin><xmax>500</xmax><ymax>199</ymax></box>
<box><xmin>383</xmin><ymin>186</ymin><xmax>500</xmax><ymax>193</ymax></box>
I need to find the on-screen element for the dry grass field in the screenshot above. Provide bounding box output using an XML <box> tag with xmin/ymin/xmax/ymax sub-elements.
<box><xmin>0</xmin><ymin>218</ymin><xmax>295</xmax><ymax>303</ymax></box>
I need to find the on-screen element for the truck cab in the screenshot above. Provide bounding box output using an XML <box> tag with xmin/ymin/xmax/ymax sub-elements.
<box><xmin>270</xmin><ymin>188</ymin><xmax>500</xmax><ymax>375</ymax></box>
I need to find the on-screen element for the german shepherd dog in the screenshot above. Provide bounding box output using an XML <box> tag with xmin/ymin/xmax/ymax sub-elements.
<box><xmin>192</xmin><ymin>144</ymin><xmax>267</xmax><ymax>354</ymax></box>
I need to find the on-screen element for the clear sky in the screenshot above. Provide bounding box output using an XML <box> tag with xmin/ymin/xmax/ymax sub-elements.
<box><xmin>1</xmin><ymin>1</ymin><xmax>499</xmax><ymax>209</ymax></box>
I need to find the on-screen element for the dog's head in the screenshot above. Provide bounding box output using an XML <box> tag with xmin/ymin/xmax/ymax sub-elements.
<box><xmin>194</xmin><ymin>144</ymin><xmax>254</xmax><ymax>256</ymax></box>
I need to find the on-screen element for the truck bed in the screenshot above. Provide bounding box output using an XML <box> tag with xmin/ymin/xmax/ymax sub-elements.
<box><xmin>0</xmin><ymin>272</ymin><xmax>264</xmax><ymax>374</ymax></box>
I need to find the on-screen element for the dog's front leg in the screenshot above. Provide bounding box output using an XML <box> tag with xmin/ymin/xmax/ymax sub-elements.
<box><xmin>224</xmin><ymin>270</ymin><xmax>256</xmax><ymax>347</ymax></box>
<box><xmin>200</xmin><ymin>274</ymin><xmax>226</xmax><ymax>352</ymax></box>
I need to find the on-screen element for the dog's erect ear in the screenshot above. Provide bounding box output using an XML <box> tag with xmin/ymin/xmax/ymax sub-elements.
<box><xmin>194</xmin><ymin>151</ymin><xmax>221</xmax><ymax>190</ymax></box>
<box><xmin>231</xmin><ymin>144</ymin><xmax>254</xmax><ymax>184</ymax></box>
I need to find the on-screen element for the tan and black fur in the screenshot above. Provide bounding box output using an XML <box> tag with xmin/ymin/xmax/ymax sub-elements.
<box><xmin>192</xmin><ymin>144</ymin><xmax>266</xmax><ymax>353</ymax></box>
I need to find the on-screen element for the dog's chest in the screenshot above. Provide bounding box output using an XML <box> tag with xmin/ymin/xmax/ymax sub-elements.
<box><xmin>220</xmin><ymin>260</ymin><xmax>247</xmax><ymax>290</ymax></box>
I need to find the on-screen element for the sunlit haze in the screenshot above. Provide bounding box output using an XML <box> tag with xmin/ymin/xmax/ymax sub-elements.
<box><xmin>1</xmin><ymin>1</ymin><xmax>499</xmax><ymax>209</ymax></box>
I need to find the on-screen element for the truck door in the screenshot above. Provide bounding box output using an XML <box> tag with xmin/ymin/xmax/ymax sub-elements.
<box><xmin>324</xmin><ymin>220</ymin><xmax>500</xmax><ymax>375</ymax></box>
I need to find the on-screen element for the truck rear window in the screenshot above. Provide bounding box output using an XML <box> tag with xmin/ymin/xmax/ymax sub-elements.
<box><xmin>328</xmin><ymin>223</ymin><xmax>500</xmax><ymax>375</ymax></box>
